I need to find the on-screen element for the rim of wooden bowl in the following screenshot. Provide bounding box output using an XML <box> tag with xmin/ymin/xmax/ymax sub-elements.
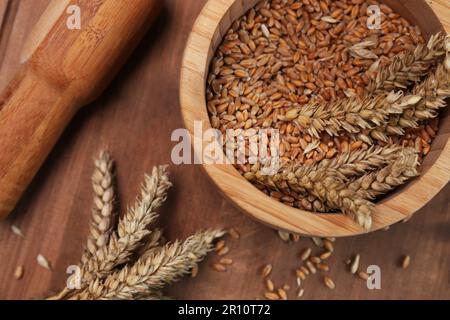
<box><xmin>180</xmin><ymin>0</ymin><xmax>450</xmax><ymax>237</ymax></box>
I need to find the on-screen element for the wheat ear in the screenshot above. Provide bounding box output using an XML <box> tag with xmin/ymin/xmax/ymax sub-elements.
<box><xmin>81</xmin><ymin>166</ymin><xmax>172</xmax><ymax>283</ymax></box>
<box><xmin>73</xmin><ymin>229</ymin><xmax>224</xmax><ymax>300</ymax></box>
<box><xmin>368</xmin><ymin>32</ymin><xmax>447</xmax><ymax>93</ymax></box>
<box><xmin>291</xmin><ymin>48</ymin><xmax>450</xmax><ymax>145</ymax></box>
<box><xmin>81</xmin><ymin>152</ymin><xmax>118</xmax><ymax>266</ymax></box>
<box><xmin>369</xmin><ymin>46</ymin><xmax>450</xmax><ymax>142</ymax></box>
<box><xmin>258</xmin><ymin>145</ymin><xmax>403</xmax><ymax>188</ymax></box>
<box><xmin>348</xmin><ymin>148</ymin><xmax>419</xmax><ymax>200</ymax></box>
<box><xmin>288</xmin><ymin>92</ymin><xmax>413</xmax><ymax>139</ymax></box>
<box><xmin>254</xmin><ymin>146</ymin><xmax>404</xmax><ymax>215</ymax></box>
<box><xmin>296</xmin><ymin>167</ymin><xmax>374</xmax><ymax>229</ymax></box>
<box><xmin>261</xmin><ymin>164</ymin><xmax>370</xmax><ymax>229</ymax></box>
<box><xmin>399</xmin><ymin>53</ymin><xmax>450</xmax><ymax>124</ymax></box>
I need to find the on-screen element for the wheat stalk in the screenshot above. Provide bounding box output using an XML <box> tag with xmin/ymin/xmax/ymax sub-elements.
<box><xmin>80</xmin><ymin>152</ymin><xmax>117</xmax><ymax>267</ymax></box>
<box><xmin>348</xmin><ymin>149</ymin><xmax>419</xmax><ymax>200</ymax></box>
<box><xmin>72</xmin><ymin>230</ymin><xmax>224</xmax><ymax>300</ymax></box>
<box><xmin>368</xmin><ymin>32</ymin><xmax>447</xmax><ymax>93</ymax></box>
<box><xmin>79</xmin><ymin>166</ymin><xmax>172</xmax><ymax>284</ymax></box>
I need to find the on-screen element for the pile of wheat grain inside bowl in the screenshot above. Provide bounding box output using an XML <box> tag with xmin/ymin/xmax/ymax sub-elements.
<box><xmin>205</xmin><ymin>0</ymin><xmax>450</xmax><ymax>230</ymax></box>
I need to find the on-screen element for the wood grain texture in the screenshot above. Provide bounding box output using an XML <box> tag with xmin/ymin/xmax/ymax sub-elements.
<box><xmin>0</xmin><ymin>0</ymin><xmax>449</xmax><ymax>300</ymax></box>
<box><xmin>0</xmin><ymin>1</ymin><xmax>8</xmax><ymax>30</ymax></box>
<box><xmin>180</xmin><ymin>0</ymin><xmax>450</xmax><ymax>237</ymax></box>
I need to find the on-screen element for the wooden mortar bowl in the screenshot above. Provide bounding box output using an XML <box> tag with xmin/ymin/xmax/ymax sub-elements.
<box><xmin>180</xmin><ymin>0</ymin><xmax>450</xmax><ymax>237</ymax></box>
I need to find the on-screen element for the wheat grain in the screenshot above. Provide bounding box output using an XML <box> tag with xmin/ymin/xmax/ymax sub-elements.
<box><xmin>358</xmin><ymin>271</ymin><xmax>369</xmax><ymax>280</ymax></box>
<box><xmin>402</xmin><ymin>255</ymin><xmax>411</xmax><ymax>269</ymax></box>
<box><xmin>217</xmin><ymin>246</ymin><xmax>230</xmax><ymax>256</ymax></box>
<box><xmin>50</xmin><ymin>156</ymin><xmax>223</xmax><ymax>300</ymax></box>
<box><xmin>296</xmin><ymin>269</ymin><xmax>306</xmax><ymax>281</ymax></box>
<box><xmin>350</xmin><ymin>254</ymin><xmax>360</xmax><ymax>274</ymax></box>
<box><xmin>296</xmin><ymin>277</ymin><xmax>302</xmax><ymax>288</ymax></box>
<box><xmin>306</xmin><ymin>261</ymin><xmax>317</xmax><ymax>274</ymax></box>
<box><xmin>10</xmin><ymin>225</ymin><xmax>24</xmax><ymax>238</ymax></box>
<box><xmin>265</xmin><ymin>279</ymin><xmax>274</xmax><ymax>292</ymax></box>
<box><xmin>37</xmin><ymin>254</ymin><xmax>52</xmax><ymax>271</ymax></box>
<box><xmin>261</xmin><ymin>264</ymin><xmax>273</xmax><ymax>278</ymax></box>
<box><xmin>277</xmin><ymin>230</ymin><xmax>290</xmax><ymax>242</ymax></box>
<box><xmin>300</xmin><ymin>248</ymin><xmax>312</xmax><ymax>261</ymax></box>
<box><xmin>277</xmin><ymin>288</ymin><xmax>288</xmax><ymax>300</ymax></box>
<box><xmin>228</xmin><ymin>228</ymin><xmax>240</xmax><ymax>239</ymax></box>
<box><xmin>220</xmin><ymin>258</ymin><xmax>233</xmax><ymax>265</ymax></box>
<box><xmin>323</xmin><ymin>239</ymin><xmax>334</xmax><ymax>252</ymax></box>
<box><xmin>310</xmin><ymin>256</ymin><xmax>321</xmax><ymax>264</ymax></box>
<box><xmin>324</xmin><ymin>276</ymin><xmax>336</xmax><ymax>290</ymax></box>
<box><xmin>215</xmin><ymin>240</ymin><xmax>226</xmax><ymax>251</ymax></box>
<box><xmin>396</xmin><ymin>53</ymin><xmax>450</xmax><ymax>126</ymax></box>
<box><xmin>263</xmin><ymin>146</ymin><xmax>419</xmax><ymax>228</ymax></box>
<box><xmin>191</xmin><ymin>265</ymin><xmax>198</xmax><ymax>278</ymax></box>
<box><xmin>213</xmin><ymin>263</ymin><xmax>227</xmax><ymax>272</ymax></box>
<box><xmin>319</xmin><ymin>251</ymin><xmax>332</xmax><ymax>260</ymax></box>
<box><xmin>317</xmin><ymin>263</ymin><xmax>330</xmax><ymax>272</ymax></box>
<box><xmin>312</xmin><ymin>237</ymin><xmax>324</xmax><ymax>248</ymax></box>
<box><xmin>264</xmin><ymin>292</ymin><xmax>279</xmax><ymax>300</ymax></box>
<box><xmin>14</xmin><ymin>266</ymin><xmax>24</xmax><ymax>280</ymax></box>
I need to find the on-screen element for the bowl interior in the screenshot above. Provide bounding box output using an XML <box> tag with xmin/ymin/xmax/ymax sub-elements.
<box><xmin>181</xmin><ymin>0</ymin><xmax>449</xmax><ymax>237</ymax></box>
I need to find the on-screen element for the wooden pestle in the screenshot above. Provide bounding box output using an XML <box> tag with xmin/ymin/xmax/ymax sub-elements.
<box><xmin>0</xmin><ymin>0</ymin><xmax>161</xmax><ymax>219</ymax></box>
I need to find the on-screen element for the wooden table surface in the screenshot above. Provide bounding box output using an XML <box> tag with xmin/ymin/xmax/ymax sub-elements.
<box><xmin>0</xmin><ymin>0</ymin><xmax>449</xmax><ymax>300</ymax></box>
